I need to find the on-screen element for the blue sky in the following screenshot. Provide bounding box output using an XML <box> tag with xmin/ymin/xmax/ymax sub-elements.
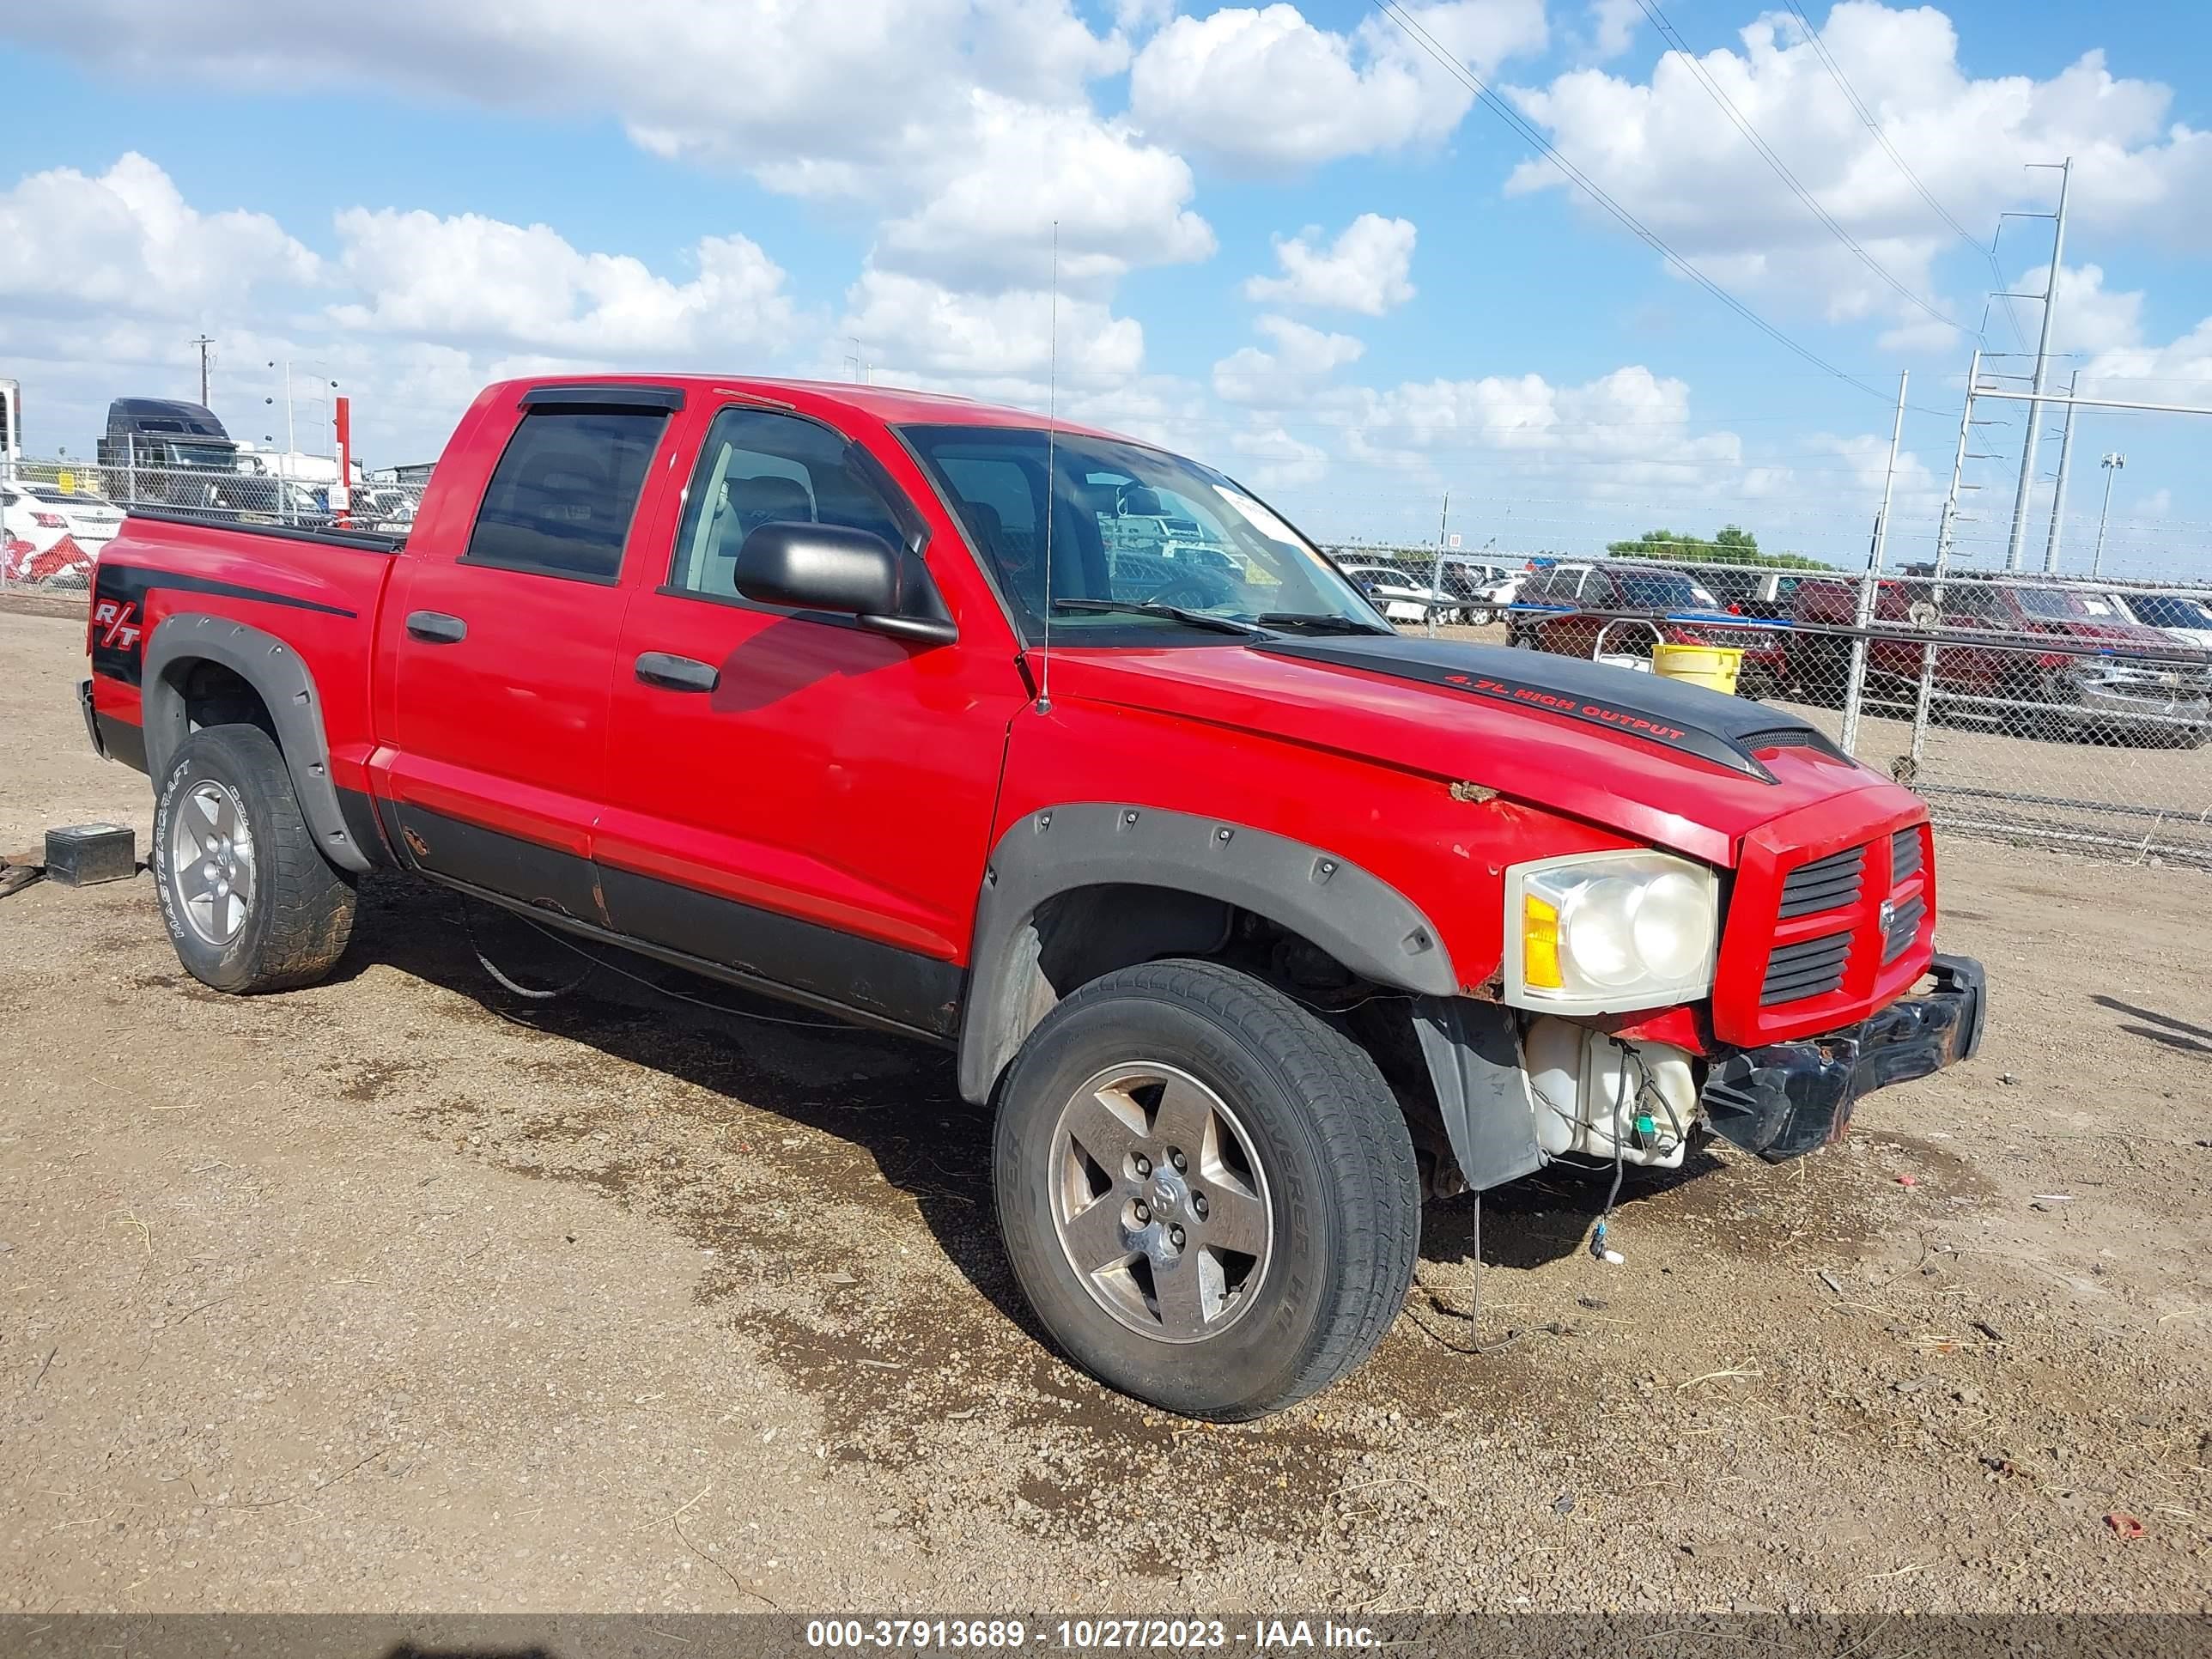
<box><xmin>3</xmin><ymin>0</ymin><xmax>2209</xmax><ymax>575</ymax></box>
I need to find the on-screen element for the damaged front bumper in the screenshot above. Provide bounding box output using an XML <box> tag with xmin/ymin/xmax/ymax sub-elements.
<box><xmin>1699</xmin><ymin>953</ymin><xmax>1987</xmax><ymax>1161</ymax></box>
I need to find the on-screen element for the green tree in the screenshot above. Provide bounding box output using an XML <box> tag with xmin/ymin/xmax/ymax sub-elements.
<box><xmin>1604</xmin><ymin>525</ymin><xmax>1827</xmax><ymax>570</ymax></box>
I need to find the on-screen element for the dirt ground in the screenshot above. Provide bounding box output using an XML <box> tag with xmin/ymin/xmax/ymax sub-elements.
<box><xmin>2</xmin><ymin>601</ymin><xmax>2208</xmax><ymax>1614</ymax></box>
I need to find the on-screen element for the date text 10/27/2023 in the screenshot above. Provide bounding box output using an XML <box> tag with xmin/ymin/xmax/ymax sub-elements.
<box><xmin>804</xmin><ymin>1620</ymin><xmax>1382</xmax><ymax>1651</ymax></box>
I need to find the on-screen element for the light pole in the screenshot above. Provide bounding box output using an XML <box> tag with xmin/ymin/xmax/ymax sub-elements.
<box><xmin>2091</xmin><ymin>453</ymin><xmax>2125</xmax><ymax>578</ymax></box>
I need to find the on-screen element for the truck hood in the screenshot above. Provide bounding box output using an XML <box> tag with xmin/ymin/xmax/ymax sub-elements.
<box><xmin>1049</xmin><ymin>635</ymin><xmax>1908</xmax><ymax>867</ymax></box>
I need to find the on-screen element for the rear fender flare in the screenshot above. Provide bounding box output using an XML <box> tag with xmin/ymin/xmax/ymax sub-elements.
<box><xmin>957</xmin><ymin>803</ymin><xmax>1457</xmax><ymax>1103</ymax></box>
<box><xmin>141</xmin><ymin>612</ymin><xmax>372</xmax><ymax>874</ymax></box>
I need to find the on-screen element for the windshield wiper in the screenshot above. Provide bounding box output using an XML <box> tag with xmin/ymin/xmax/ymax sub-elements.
<box><xmin>1252</xmin><ymin>612</ymin><xmax>1395</xmax><ymax>636</ymax></box>
<box><xmin>1050</xmin><ymin>599</ymin><xmax>1261</xmax><ymax>636</ymax></box>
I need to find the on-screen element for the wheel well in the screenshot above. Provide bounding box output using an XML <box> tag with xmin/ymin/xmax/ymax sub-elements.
<box><xmin>990</xmin><ymin>882</ymin><xmax>1455</xmax><ymax>1194</ymax></box>
<box><xmin>167</xmin><ymin>656</ymin><xmax>278</xmax><ymax>744</ymax></box>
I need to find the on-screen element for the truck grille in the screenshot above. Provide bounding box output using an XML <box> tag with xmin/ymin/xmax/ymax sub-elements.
<box><xmin>1890</xmin><ymin>825</ymin><xmax>1923</xmax><ymax>884</ymax></box>
<box><xmin>1883</xmin><ymin>892</ymin><xmax>1926</xmax><ymax>963</ymax></box>
<box><xmin>1778</xmin><ymin>846</ymin><xmax>1865</xmax><ymax>918</ymax></box>
<box><xmin>1761</xmin><ymin>930</ymin><xmax>1853</xmax><ymax>1005</ymax></box>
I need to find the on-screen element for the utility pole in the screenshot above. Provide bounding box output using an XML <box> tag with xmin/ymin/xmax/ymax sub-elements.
<box><xmin>191</xmin><ymin>335</ymin><xmax>214</xmax><ymax>406</ymax></box>
<box><xmin>1911</xmin><ymin>350</ymin><xmax>1980</xmax><ymax>771</ymax></box>
<box><xmin>2005</xmin><ymin>157</ymin><xmax>2070</xmax><ymax>572</ymax></box>
<box><xmin>1426</xmin><ymin>490</ymin><xmax>1450</xmax><ymax>639</ymax></box>
<box><xmin>2041</xmin><ymin>368</ymin><xmax>2081</xmax><ymax>573</ymax></box>
<box><xmin>1841</xmin><ymin>369</ymin><xmax>1909</xmax><ymax>755</ymax></box>
<box><xmin>2091</xmin><ymin>453</ymin><xmax>2125</xmax><ymax>578</ymax></box>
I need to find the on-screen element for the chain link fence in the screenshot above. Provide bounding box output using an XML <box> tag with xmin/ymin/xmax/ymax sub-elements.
<box><xmin>1323</xmin><ymin>546</ymin><xmax>2212</xmax><ymax>869</ymax></box>
<box><xmin>8</xmin><ymin>450</ymin><xmax>2209</xmax><ymax>869</ymax></box>
<box><xmin>2</xmin><ymin>455</ymin><xmax>426</xmax><ymax>596</ymax></box>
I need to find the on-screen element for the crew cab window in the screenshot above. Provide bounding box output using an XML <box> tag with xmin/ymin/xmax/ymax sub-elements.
<box><xmin>467</xmin><ymin>408</ymin><xmax>669</xmax><ymax>581</ymax></box>
<box><xmin>667</xmin><ymin>407</ymin><xmax>910</xmax><ymax>600</ymax></box>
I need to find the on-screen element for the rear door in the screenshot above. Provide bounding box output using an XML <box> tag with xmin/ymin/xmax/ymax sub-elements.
<box><xmin>591</xmin><ymin>400</ymin><xmax>1027</xmax><ymax>1037</ymax></box>
<box><xmin>378</xmin><ymin>389</ymin><xmax>682</xmax><ymax>920</ymax></box>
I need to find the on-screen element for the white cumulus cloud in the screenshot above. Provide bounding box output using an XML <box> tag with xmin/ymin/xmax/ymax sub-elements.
<box><xmin>873</xmin><ymin>91</ymin><xmax>1213</xmax><ymax>295</ymax></box>
<box><xmin>1506</xmin><ymin>3</ymin><xmax>2212</xmax><ymax>330</ymax></box>
<box><xmin>329</xmin><ymin>209</ymin><xmax>795</xmax><ymax>357</ymax></box>
<box><xmin>3</xmin><ymin>1</ymin><xmax>1207</xmax><ymax>299</ymax></box>
<box><xmin>1212</xmin><ymin>315</ymin><xmax>1365</xmax><ymax>404</ymax></box>
<box><xmin>0</xmin><ymin>152</ymin><xmax>319</xmax><ymax>319</ymax></box>
<box><xmin>1130</xmin><ymin>0</ymin><xmax>1547</xmax><ymax>172</ymax></box>
<box><xmin>1243</xmin><ymin>215</ymin><xmax>1419</xmax><ymax>315</ymax></box>
<box><xmin>842</xmin><ymin>267</ymin><xmax>1146</xmax><ymax>390</ymax></box>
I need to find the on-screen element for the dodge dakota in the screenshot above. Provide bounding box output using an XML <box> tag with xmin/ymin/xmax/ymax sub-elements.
<box><xmin>80</xmin><ymin>375</ymin><xmax>1986</xmax><ymax>1419</ymax></box>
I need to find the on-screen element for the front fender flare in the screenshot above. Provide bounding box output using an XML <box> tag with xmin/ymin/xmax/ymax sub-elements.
<box><xmin>141</xmin><ymin>613</ymin><xmax>372</xmax><ymax>874</ymax></box>
<box><xmin>956</xmin><ymin>803</ymin><xmax>1457</xmax><ymax>1103</ymax></box>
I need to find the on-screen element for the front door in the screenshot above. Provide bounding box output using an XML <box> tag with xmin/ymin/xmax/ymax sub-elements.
<box><xmin>592</xmin><ymin>402</ymin><xmax>1028</xmax><ymax>1036</ymax></box>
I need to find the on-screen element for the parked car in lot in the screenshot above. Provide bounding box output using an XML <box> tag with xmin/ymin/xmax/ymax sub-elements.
<box><xmin>1792</xmin><ymin>576</ymin><xmax>2211</xmax><ymax>745</ymax></box>
<box><xmin>1437</xmin><ymin>559</ymin><xmax>1519</xmax><ymax>625</ymax></box>
<box><xmin>1336</xmin><ymin>560</ymin><xmax>1452</xmax><ymax>623</ymax></box>
<box><xmin>1675</xmin><ymin>565</ymin><xmax>1826</xmax><ymax>628</ymax></box>
<box><xmin>82</xmin><ymin>374</ymin><xmax>1985</xmax><ymax>1419</ymax></box>
<box><xmin>352</xmin><ymin>483</ymin><xmax>422</xmax><ymax>534</ymax></box>
<box><xmin>2107</xmin><ymin>588</ymin><xmax>2212</xmax><ymax>653</ymax></box>
<box><xmin>1</xmin><ymin>480</ymin><xmax>124</xmax><ymax>584</ymax></box>
<box><xmin>1508</xmin><ymin>561</ymin><xmax>1790</xmax><ymax>692</ymax></box>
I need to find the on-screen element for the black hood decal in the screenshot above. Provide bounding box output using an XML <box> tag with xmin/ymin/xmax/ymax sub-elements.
<box><xmin>1253</xmin><ymin>635</ymin><xmax>1846</xmax><ymax>781</ymax></box>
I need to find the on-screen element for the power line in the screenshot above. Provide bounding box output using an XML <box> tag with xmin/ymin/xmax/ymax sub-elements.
<box><xmin>1777</xmin><ymin>0</ymin><xmax>2031</xmax><ymax>354</ymax></box>
<box><xmin>1632</xmin><ymin>0</ymin><xmax>1974</xmax><ymax>343</ymax></box>
<box><xmin>1368</xmin><ymin>2</ymin><xmax>1942</xmax><ymax>416</ymax></box>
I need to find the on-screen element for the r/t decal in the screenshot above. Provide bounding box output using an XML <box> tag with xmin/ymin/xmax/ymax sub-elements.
<box><xmin>93</xmin><ymin>598</ymin><xmax>143</xmax><ymax>652</ymax></box>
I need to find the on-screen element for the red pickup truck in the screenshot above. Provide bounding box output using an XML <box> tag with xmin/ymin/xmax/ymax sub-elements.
<box><xmin>79</xmin><ymin>375</ymin><xmax>1984</xmax><ymax>1419</ymax></box>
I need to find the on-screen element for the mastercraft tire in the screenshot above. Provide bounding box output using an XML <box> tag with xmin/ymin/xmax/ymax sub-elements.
<box><xmin>993</xmin><ymin>958</ymin><xmax>1421</xmax><ymax>1420</ymax></box>
<box><xmin>152</xmin><ymin>724</ymin><xmax>357</xmax><ymax>994</ymax></box>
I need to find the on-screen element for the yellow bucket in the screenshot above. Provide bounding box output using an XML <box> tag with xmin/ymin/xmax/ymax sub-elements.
<box><xmin>1650</xmin><ymin>642</ymin><xmax>1744</xmax><ymax>695</ymax></box>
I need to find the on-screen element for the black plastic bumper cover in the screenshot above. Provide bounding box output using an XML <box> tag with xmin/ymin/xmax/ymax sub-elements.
<box><xmin>1702</xmin><ymin>953</ymin><xmax>1987</xmax><ymax>1162</ymax></box>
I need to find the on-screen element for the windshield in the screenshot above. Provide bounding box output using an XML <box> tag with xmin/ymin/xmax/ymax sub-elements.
<box><xmin>901</xmin><ymin>424</ymin><xmax>1382</xmax><ymax>641</ymax></box>
<box><xmin>1615</xmin><ymin>571</ymin><xmax>1719</xmax><ymax>610</ymax></box>
<box><xmin>2018</xmin><ymin>587</ymin><xmax>2112</xmax><ymax>621</ymax></box>
<box><xmin>2126</xmin><ymin>593</ymin><xmax>2212</xmax><ymax>631</ymax></box>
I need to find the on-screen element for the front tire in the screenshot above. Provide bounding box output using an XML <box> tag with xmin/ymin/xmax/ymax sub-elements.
<box><xmin>993</xmin><ymin>959</ymin><xmax>1421</xmax><ymax>1420</ymax></box>
<box><xmin>153</xmin><ymin>724</ymin><xmax>356</xmax><ymax>994</ymax></box>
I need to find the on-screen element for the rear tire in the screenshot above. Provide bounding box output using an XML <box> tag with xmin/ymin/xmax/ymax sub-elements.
<box><xmin>993</xmin><ymin>958</ymin><xmax>1421</xmax><ymax>1420</ymax></box>
<box><xmin>152</xmin><ymin>724</ymin><xmax>356</xmax><ymax>994</ymax></box>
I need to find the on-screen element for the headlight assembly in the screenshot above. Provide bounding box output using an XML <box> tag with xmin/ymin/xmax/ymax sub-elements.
<box><xmin>1504</xmin><ymin>850</ymin><xmax>1719</xmax><ymax>1013</ymax></box>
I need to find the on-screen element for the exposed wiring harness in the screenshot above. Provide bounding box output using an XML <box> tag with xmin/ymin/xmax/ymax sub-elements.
<box><xmin>461</xmin><ymin>897</ymin><xmax>849</xmax><ymax>1030</ymax></box>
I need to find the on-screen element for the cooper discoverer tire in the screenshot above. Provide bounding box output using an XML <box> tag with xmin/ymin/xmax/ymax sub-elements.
<box><xmin>152</xmin><ymin>723</ymin><xmax>356</xmax><ymax>994</ymax></box>
<box><xmin>993</xmin><ymin>958</ymin><xmax>1421</xmax><ymax>1420</ymax></box>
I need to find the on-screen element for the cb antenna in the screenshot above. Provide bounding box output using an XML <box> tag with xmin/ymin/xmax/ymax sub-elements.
<box><xmin>1036</xmin><ymin>219</ymin><xmax>1059</xmax><ymax>716</ymax></box>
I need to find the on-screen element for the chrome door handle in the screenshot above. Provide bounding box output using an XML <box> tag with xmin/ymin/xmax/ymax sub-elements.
<box><xmin>635</xmin><ymin>651</ymin><xmax>720</xmax><ymax>692</ymax></box>
<box><xmin>405</xmin><ymin>611</ymin><xmax>467</xmax><ymax>644</ymax></box>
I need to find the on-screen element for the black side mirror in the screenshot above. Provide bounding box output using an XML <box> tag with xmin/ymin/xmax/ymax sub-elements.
<box><xmin>733</xmin><ymin>521</ymin><xmax>956</xmax><ymax>645</ymax></box>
